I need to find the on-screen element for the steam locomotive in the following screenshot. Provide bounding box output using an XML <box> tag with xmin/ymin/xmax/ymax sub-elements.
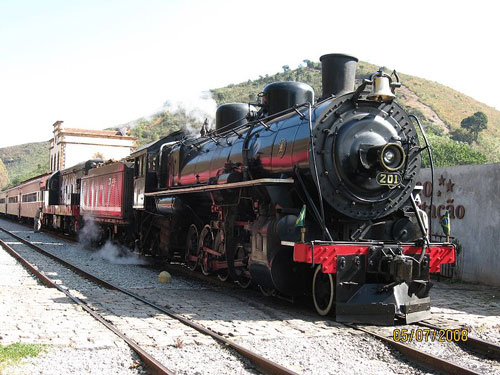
<box><xmin>0</xmin><ymin>54</ymin><xmax>454</xmax><ymax>325</ymax></box>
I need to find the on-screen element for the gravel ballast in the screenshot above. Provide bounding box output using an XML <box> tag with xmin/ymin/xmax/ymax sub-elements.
<box><xmin>1</xmin><ymin>217</ymin><xmax>499</xmax><ymax>374</ymax></box>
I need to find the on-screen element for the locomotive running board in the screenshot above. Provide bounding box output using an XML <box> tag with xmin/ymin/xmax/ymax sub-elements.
<box><xmin>145</xmin><ymin>178</ymin><xmax>294</xmax><ymax>197</ymax></box>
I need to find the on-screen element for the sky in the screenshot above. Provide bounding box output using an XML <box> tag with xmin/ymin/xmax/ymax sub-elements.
<box><xmin>0</xmin><ymin>0</ymin><xmax>499</xmax><ymax>148</ymax></box>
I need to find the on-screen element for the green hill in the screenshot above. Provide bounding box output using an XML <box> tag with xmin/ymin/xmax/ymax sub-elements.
<box><xmin>0</xmin><ymin>141</ymin><xmax>50</xmax><ymax>188</ymax></box>
<box><xmin>129</xmin><ymin>110</ymin><xmax>204</xmax><ymax>147</ymax></box>
<box><xmin>0</xmin><ymin>159</ymin><xmax>9</xmax><ymax>189</ymax></box>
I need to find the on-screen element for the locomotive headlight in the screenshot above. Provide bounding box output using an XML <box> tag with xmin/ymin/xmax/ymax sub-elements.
<box><xmin>380</xmin><ymin>143</ymin><xmax>405</xmax><ymax>171</ymax></box>
<box><xmin>383</xmin><ymin>149</ymin><xmax>395</xmax><ymax>164</ymax></box>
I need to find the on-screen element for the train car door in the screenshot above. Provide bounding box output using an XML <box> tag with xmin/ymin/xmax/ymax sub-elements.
<box><xmin>133</xmin><ymin>152</ymin><xmax>146</xmax><ymax>209</ymax></box>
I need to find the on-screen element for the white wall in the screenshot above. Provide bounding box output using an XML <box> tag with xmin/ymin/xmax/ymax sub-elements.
<box><xmin>64</xmin><ymin>143</ymin><xmax>133</xmax><ymax>167</ymax></box>
<box><xmin>418</xmin><ymin>163</ymin><xmax>500</xmax><ymax>286</ymax></box>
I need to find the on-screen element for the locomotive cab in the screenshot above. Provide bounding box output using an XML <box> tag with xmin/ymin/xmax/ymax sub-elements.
<box><xmin>130</xmin><ymin>131</ymin><xmax>186</xmax><ymax>210</ymax></box>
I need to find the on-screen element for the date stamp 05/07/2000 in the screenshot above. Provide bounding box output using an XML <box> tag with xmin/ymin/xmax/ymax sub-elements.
<box><xmin>393</xmin><ymin>329</ymin><xmax>469</xmax><ymax>343</ymax></box>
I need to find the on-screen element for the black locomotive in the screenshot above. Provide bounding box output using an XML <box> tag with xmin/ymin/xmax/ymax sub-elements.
<box><xmin>1</xmin><ymin>53</ymin><xmax>453</xmax><ymax>324</ymax></box>
<box><xmin>128</xmin><ymin>53</ymin><xmax>454</xmax><ymax>325</ymax></box>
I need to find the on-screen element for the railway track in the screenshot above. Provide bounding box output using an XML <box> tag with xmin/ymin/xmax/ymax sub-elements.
<box><xmin>149</xmin><ymin>243</ymin><xmax>500</xmax><ymax>374</ymax></box>
<box><xmin>0</xmin><ymin>226</ymin><xmax>299</xmax><ymax>375</ymax></box>
<box><xmin>345</xmin><ymin>323</ymin><xmax>500</xmax><ymax>375</ymax></box>
<box><xmin>0</xmin><ymin>234</ymin><xmax>174</xmax><ymax>375</ymax></box>
<box><xmin>148</xmin><ymin>250</ymin><xmax>500</xmax><ymax>374</ymax></box>
<box><xmin>2</xmin><ymin>223</ymin><xmax>499</xmax><ymax>375</ymax></box>
<box><xmin>416</xmin><ymin>321</ymin><xmax>500</xmax><ymax>361</ymax></box>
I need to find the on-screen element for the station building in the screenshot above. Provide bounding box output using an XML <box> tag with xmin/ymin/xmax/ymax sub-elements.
<box><xmin>49</xmin><ymin>120</ymin><xmax>137</xmax><ymax>172</ymax></box>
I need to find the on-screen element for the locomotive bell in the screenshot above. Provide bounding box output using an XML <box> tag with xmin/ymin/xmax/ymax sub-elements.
<box><xmin>367</xmin><ymin>71</ymin><xmax>396</xmax><ymax>102</ymax></box>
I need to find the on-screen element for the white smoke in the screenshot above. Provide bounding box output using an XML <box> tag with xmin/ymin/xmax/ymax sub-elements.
<box><xmin>162</xmin><ymin>90</ymin><xmax>217</xmax><ymax>125</ymax></box>
<box><xmin>115</xmin><ymin>91</ymin><xmax>217</xmax><ymax>137</ymax></box>
<box><xmin>94</xmin><ymin>241</ymin><xmax>148</xmax><ymax>265</ymax></box>
<box><xmin>163</xmin><ymin>91</ymin><xmax>217</xmax><ymax>137</ymax></box>
<box><xmin>78</xmin><ymin>216</ymin><xmax>102</xmax><ymax>246</ymax></box>
<box><xmin>78</xmin><ymin>216</ymin><xmax>147</xmax><ymax>265</ymax></box>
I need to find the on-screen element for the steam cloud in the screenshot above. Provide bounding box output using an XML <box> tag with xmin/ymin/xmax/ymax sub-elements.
<box><xmin>120</xmin><ymin>91</ymin><xmax>217</xmax><ymax>136</ymax></box>
<box><xmin>79</xmin><ymin>216</ymin><xmax>147</xmax><ymax>265</ymax></box>
<box><xmin>163</xmin><ymin>91</ymin><xmax>217</xmax><ymax>137</ymax></box>
<box><xmin>95</xmin><ymin>241</ymin><xmax>148</xmax><ymax>265</ymax></box>
<box><xmin>162</xmin><ymin>90</ymin><xmax>217</xmax><ymax>125</ymax></box>
<box><xmin>78</xmin><ymin>216</ymin><xmax>101</xmax><ymax>246</ymax></box>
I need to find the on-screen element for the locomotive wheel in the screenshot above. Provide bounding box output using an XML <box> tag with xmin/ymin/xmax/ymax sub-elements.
<box><xmin>312</xmin><ymin>265</ymin><xmax>335</xmax><ymax>316</ymax></box>
<box><xmin>258</xmin><ymin>285</ymin><xmax>275</xmax><ymax>297</ymax></box>
<box><xmin>200</xmin><ymin>253</ymin><xmax>210</xmax><ymax>276</ymax></box>
<box><xmin>217</xmin><ymin>269</ymin><xmax>229</xmax><ymax>282</ymax></box>
<box><xmin>199</xmin><ymin>225</ymin><xmax>214</xmax><ymax>276</ymax></box>
<box><xmin>185</xmin><ymin>224</ymin><xmax>199</xmax><ymax>271</ymax></box>
<box><xmin>215</xmin><ymin>229</ymin><xmax>229</xmax><ymax>282</ymax></box>
<box><xmin>238</xmin><ymin>275</ymin><xmax>251</xmax><ymax>289</ymax></box>
<box><xmin>235</xmin><ymin>245</ymin><xmax>252</xmax><ymax>288</ymax></box>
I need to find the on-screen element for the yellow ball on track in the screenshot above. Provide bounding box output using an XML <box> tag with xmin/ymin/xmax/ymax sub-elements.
<box><xmin>158</xmin><ymin>271</ymin><xmax>172</xmax><ymax>284</ymax></box>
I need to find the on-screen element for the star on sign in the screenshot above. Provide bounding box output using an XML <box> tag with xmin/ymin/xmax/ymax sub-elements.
<box><xmin>446</xmin><ymin>179</ymin><xmax>454</xmax><ymax>192</ymax></box>
<box><xmin>438</xmin><ymin>175</ymin><xmax>446</xmax><ymax>186</ymax></box>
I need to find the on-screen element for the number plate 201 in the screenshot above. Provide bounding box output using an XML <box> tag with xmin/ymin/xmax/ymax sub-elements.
<box><xmin>376</xmin><ymin>172</ymin><xmax>401</xmax><ymax>186</ymax></box>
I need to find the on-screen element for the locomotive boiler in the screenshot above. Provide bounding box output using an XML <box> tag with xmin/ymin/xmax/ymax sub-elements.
<box><xmin>132</xmin><ymin>53</ymin><xmax>455</xmax><ymax>325</ymax></box>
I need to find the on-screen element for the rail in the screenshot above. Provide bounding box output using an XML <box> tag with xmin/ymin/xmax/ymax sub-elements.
<box><xmin>417</xmin><ymin>321</ymin><xmax>500</xmax><ymax>361</ymax></box>
<box><xmin>0</xmin><ymin>226</ymin><xmax>300</xmax><ymax>375</ymax></box>
<box><xmin>0</xmin><ymin>237</ymin><xmax>174</xmax><ymax>375</ymax></box>
<box><xmin>4</xmin><ymin>224</ymin><xmax>496</xmax><ymax>375</ymax></box>
<box><xmin>345</xmin><ymin>323</ymin><xmax>482</xmax><ymax>375</ymax></box>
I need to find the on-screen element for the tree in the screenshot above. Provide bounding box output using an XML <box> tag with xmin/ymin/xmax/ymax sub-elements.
<box><xmin>450</xmin><ymin>128</ymin><xmax>475</xmax><ymax>145</ymax></box>
<box><xmin>303</xmin><ymin>59</ymin><xmax>314</xmax><ymax>68</ymax></box>
<box><xmin>460</xmin><ymin>111</ymin><xmax>488</xmax><ymax>143</ymax></box>
<box><xmin>282</xmin><ymin>65</ymin><xmax>290</xmax><ymax>72</ymax></box>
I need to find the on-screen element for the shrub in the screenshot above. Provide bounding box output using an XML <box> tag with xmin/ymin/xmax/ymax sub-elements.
<box><xmin>421</xmin><ymin>134</ymin><xmax>488</xmax><ymax>167</ymax></box>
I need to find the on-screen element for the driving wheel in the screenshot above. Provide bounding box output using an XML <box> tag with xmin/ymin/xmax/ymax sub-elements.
<box><xmin>199</xmin><ymin>225</ymin><xmax>214</xmax><ymax>276</ymax></box>
<box><xmin>215</xmin><ymin>229</ymin><xmax>229</xmax><ymax>282</ymax></box>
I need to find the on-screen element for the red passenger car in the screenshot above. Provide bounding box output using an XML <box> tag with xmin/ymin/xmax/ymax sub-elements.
<box><xmin>80</xmin><ymin>161</ymin><xmax>133</xmax><ymax>239</ymax></box>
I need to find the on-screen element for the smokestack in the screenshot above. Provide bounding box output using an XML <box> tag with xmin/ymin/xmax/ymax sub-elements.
<box><xmin>320</xmin><ymin>54</ymin><xmax>358</xmax><ymax>98</ymax></box>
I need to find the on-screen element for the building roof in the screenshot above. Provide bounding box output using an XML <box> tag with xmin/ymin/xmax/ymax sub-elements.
<box><xmin>64</xmin><ymin>128</ymin><xmax>123</xmax><ymax>136</ymax></box>
<box><xmin>55</xmin><ymin>127</ymin><xmax>137</xmax><ymax>141</ymax></box>
<box><xmin>51</xmin><ymin>121</ymin><xmax>136</xmax><ymax>140</ymax></box>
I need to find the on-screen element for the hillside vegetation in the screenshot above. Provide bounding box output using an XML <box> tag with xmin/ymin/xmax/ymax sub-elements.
<box><xmin>0</xmin><ymin>160</ymin><xmax>9</xmax><ymax>189</ymax></box>
<box><xmin>397</xmin><ymin>72</ymin><xmax>500</xmax><ymax>162</ymax></box>
<box><xmin>0</xmin><ymin>141</ymin><xmax>50</xmax><ymax>188</ymax></box>
<box><xmin>130</xmin><ymin>110</ymin><xmax>202</xmax><ymax>147</ymax></box>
